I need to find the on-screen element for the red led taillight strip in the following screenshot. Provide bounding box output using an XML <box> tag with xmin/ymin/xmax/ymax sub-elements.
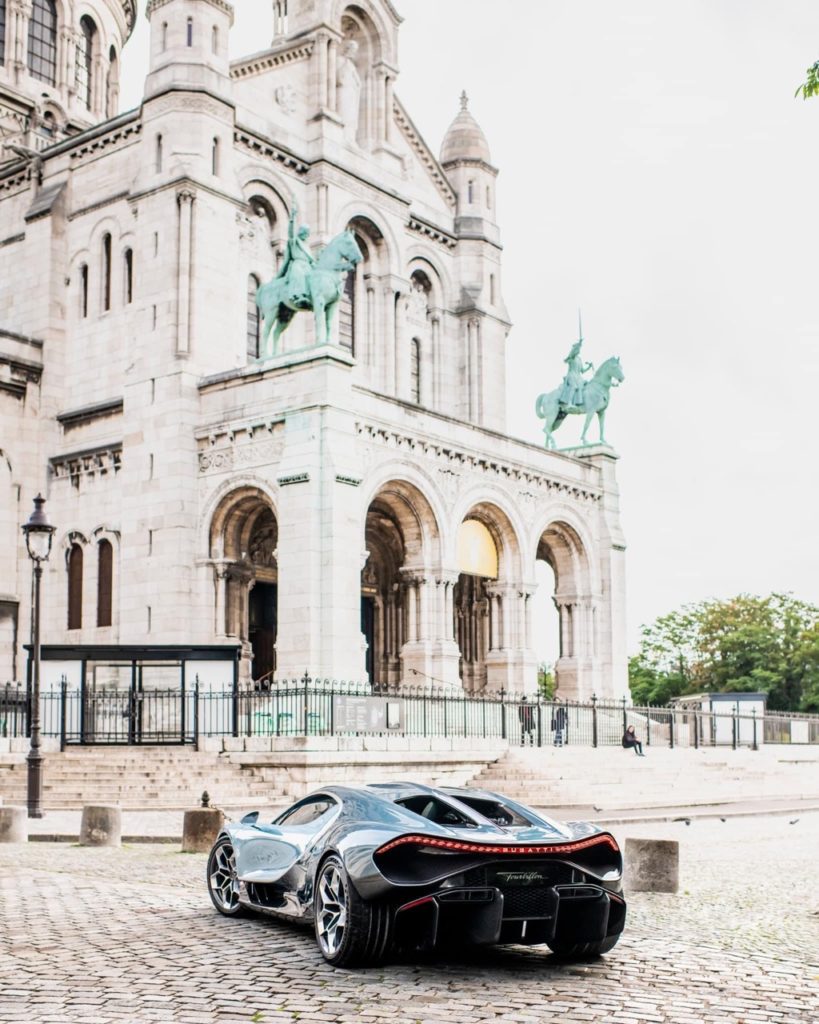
<box><xmin>376</xmin><ymin>833</ymin><xmax>619</xmax><ymax>856</ymax></box>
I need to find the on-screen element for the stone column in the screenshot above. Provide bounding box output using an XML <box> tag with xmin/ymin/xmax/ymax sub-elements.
<box><xmin>327</xmin><ymin>39</ymin><xmax>338</xmax><ymax>111</ymax></box>
<box><xmin>365</xmin><ymin>282</ymin><xmax>376</xmax><ymax>370</ymax></box>
<box><xmin>384</xmin><ymin>284</ymin><xmax>397</xmax><ymax>395</ymax></box>
<box><xmin>384</xmin><ymin>74</ymin><xmax>394</xmax><ymax>145</ymax></box>
<box><xmin>431</xmin><ymin>314</ymin><xmax>441</xmax><ymax>409</ymax></box>
<box><xmin>176</xmin><ymin>189</ymin><xmax>195</xmax><ymax>356</ymax></box>
<box><xmin>399</xmin><ymin>569</ymin><xmax>435</xmax><ymax>687</ymax></box>
<box><xmin>56</xmin><ymin>25</ymin><xmax>71</xmax><ymax>92</ymax></box>
<box><xmin>212</xmin><ymin>562</ymin><xmax>229</xmax><ymax>636</ymax></box>
<box><xmin>431</xmin><ymin>572</ymin><xmax>460</xmax><ymax>687</ymax></box>
<box><xmin>316</xmin><ymin>182</ymin><xmax>329</xmax><ymax>238</ymax></box>
<box><xmin>11</xmin><ymin>1</ymin><xmax>32</xmax><ymax>84</ymax></box>
<box><xmin>315</xmin><ymin>30</ymin><xmax>328</xmax><ymax>114</ymax></box>
<box><xmin>92</xmin><ymin>53</ymin><xmax>105</xmax><ymax>119</ymax></box>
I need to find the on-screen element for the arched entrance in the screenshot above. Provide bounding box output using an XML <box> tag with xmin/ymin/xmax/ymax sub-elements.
<box><xmin>361</xmin><ymin>480</ymin><xmax>441</xmax><ymax>686</ymax></box>
<box><xmin>454</xmin><ymin>502</ymin><xmax>527</xmax><ymax>692</ymax></box>
<box><xmin>535</xmin><ymin>521</ymin><xmax>594</xmax><ymax>700</ymax></box>
<box><xmin>209</xmin><ymin>489</ymin><xmax>278</xmax><ymax>685</ymax></box>
<box><xmin>454</xmin><ymin>518</ymin><xmax>497</xmax><ymax>692</ymax></box>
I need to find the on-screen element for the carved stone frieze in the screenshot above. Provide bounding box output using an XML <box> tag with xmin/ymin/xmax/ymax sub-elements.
<box><xmin>197</xmin><ymin>421</ymin><xmax>284</xmax><ymax>475</ymax></box>
<box><xmin>51</xmin><ymin>446</ymin><xmax>122</xmax><ymax>485</ymax></box>
<box><xmin>355</xmin><ymin>421</ymin><xmax>602</xmax><ymax>508</ymax></box>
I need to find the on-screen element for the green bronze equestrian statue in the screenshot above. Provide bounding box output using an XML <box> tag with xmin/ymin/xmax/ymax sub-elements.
<box><xmin>535</xmin><ymin>336</ymin><xmax>625</xmax><ymax>449</ymax></box>
<box><xmin>256</xmin><ymin>207</ymin><xmax>362</xmax><ymax>357</ymax></box>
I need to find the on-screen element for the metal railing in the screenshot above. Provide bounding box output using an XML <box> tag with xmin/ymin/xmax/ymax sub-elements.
<box><xmin>1</xmin><ymin>677</ymin><xmax>818</xmax><ymax>748</ymax></box>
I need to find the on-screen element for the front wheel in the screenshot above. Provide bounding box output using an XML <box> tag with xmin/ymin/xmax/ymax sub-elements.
<box><xmin>314</xmin><ymin>854</ymin><xmax>392</xmax><ymax>967</ymax></box>
<box><xmin>546</xmin><ymin>933</ymin><xmax>620</xmax><ymax>960</ymax></box>
<box><xmin>207</xmin><ymin>836</ymin><xmax>245</xmax><ymax>917</ymax></box>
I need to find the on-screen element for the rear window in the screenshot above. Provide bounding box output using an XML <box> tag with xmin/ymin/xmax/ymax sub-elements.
<box><xmin>395</xmin><ymin>796</ymin><xmax>476</xmax><ymax>828</ymax></box>
<box><xmin>453</xmin><ymin>796</ymin><xmax>531</xmax><ymax>827</ymax></box>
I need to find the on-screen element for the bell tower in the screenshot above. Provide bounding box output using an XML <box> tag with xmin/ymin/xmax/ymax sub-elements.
<box><xmin>144</xmin><ymin>0</ymin><xmax>234</xmax><ymax>102</ymax></box>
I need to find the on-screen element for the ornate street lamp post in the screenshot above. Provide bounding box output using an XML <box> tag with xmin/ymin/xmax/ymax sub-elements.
<box><xmin>21</xmin><ymin>494</ymin><xmax>56</xmax><ymax>819</ymax></box>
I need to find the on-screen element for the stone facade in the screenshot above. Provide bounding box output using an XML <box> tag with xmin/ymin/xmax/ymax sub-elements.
<box><xmin>0</xmin><ymin>0</ymin><xmax>628</xmax><ymax>699</ymax></box>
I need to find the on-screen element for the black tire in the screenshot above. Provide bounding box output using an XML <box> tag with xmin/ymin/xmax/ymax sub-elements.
<box><xmin>207</xmin><ymin>836</ymin><xmax>246</xmax><ymax>917</ymax></box>
<box><xmin>546</xmin><ymin>933</ymin><xmax>620</xmax><ymax>960</ymax></box>
<box><xmin>314</xmin><ymin>854</ymin><xmax>392</xmax><ymax>967</ymax></box>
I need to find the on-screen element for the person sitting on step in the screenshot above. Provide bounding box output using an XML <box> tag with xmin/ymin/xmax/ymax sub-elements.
<box><xmin>622</xmin><ymin>724</ymin><xmax>645</xmax><ymax>756</ymax></box>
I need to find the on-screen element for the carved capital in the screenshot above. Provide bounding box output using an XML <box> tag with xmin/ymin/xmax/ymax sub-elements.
<box><xmin>177</xmin><ymin>188</ymin><xmax>196</xmax><ymax>206</ymax></box>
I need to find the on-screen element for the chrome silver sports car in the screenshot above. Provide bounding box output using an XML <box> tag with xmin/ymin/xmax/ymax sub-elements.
<box><xmin>206</xmin><ymin>783</ymin><xmax>626</xmax><ymax>967</ymax></box>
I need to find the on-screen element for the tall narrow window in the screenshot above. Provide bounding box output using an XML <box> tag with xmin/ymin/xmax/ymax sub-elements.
<box><xmin>106</xmin><ymin>46</ymin><xmax>118</xmax><ymax>119</ymax></box>
<box><xmin>212</xmin><ymin>137</ymin><xmax>220</xmax><ymax>175</ymax></box>
<box><xmin>155</xmin><ymin>134</ymin><xmax>163</xmax><ymax>172</ymax></box>
<box><xmin>161</xmin><ymin>22</ymin><xmax>168</xmax><ymax>51</ymax></box>
<box><xmin>339</xmin><ymin>265</ymin><xmax>355</xmax><ymax>354</ymax></box>
<box><xmin>0</xmin><ymin>1</ymin><xmax>7</xmax><ymax>68</ymax></box>
<box><xmin>124</xmin><ymin>248</ymin><xmax>133</xmax><ymax>304</ymax></box>
<box><xmin>102</xmin><ymin>233</ymin><xmax>112</xmax><ymax>311</ymax></box>
<box><xmin>97</xmin><ymin>540</ymin><xmax>113</xmax><ymax>627</ymax></box>
<box><xmin>467</xmin><ymin>179</ymin><xmax>475</xmax><ymax>204</ymax></box>
<box><xmin>186</xmin><ymin>17</ymin><xmax>193</xmax><ymax>47</ymax></box>
<box><xmin>486</xmin><ymin>185</ymin><xmax>492</xmax><ymax>209</ymax></box>
<box><xmin>80</xmin><ymin>264</ymin><xmax>89</xmax><ymax>318</ymax></box>
<box><xmin>212</xmin><ymin>25</ymin><xmax>219</xmax><ymax>54</ymax></box>
<box><xmin>410</xmin><ymin>338</ymin><xmax>421</xmax><ymax>404</ymax></box>
<box><xmin>247</xmin><ymin>274</ymin><xmax>260</xmax><ymax>359</ymax></box>
<box><xmin>489</xmin><ymin>273</ymin><xmax>496</xmax><ymax>305</ymax></box>
<box><xmin>77</xmin><ymin>16</ymin><xmax>97</xmax><ymax>110</ymax></box>
<box><xmin>67</xmin><ymin>544</ymin><xmax>83</xmax><ymax>630</ymax></box>
<box><xmin>27</xmin><ymin>0</ymin><xmax>57</xmax><ymax>85</ymax></box>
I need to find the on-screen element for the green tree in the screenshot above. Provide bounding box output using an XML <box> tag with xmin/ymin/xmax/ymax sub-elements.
<box><xmin>537</xmin><ymin>663</ymin><xmax>556</xmax><ymax>700</ymax></box>
<box><xmin>629</xmin><ymin>593</ymin><xmax>819</xmax><ymax>712</ymax></box>
<box><xmin>795</xmin><ymin>60</ymin><xmax>819</xmax><ymax>99</ymax></box>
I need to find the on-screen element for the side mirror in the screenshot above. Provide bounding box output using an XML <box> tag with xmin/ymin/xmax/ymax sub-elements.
<box><xmin>241</xmin><ymin>811</ymin><xmax>259</xmax><ymax>825</ymax></box>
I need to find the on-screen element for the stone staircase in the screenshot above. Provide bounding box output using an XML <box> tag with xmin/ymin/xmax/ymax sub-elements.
<box><xmin>469</xmin><ymin>745</ymin><xmax>819</xmax><ymax>811</ymax></box>
<box><xmin>0</xmin><ymin>748</ymin><xmax>274</xmax><ymax>810</ymax></box>
<box><xmin>228</xmin><ymin>747</ymin><xmax>507</xmax><ymax>802</ymax></box>
<box><xmin>0</xmin><ymin>742</ymin><xmax>506</xmax><ymax>811</ymax></box>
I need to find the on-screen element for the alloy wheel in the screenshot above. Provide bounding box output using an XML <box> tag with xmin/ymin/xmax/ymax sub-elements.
<box><xmin>209</xmin><ymin>840</ymin><xmax>240</xmax><ymax>912</ymax></box>
<box><xmin>316</xmin><ymin>861</ymin><xmax>348</xmax><ymax>957</ymax></box>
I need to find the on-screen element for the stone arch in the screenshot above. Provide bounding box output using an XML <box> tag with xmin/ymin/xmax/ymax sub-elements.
<box><xmin>333</xmin><ymin>201</ymin><xmax>398</xmax><ymax>272</ymax></box>
<box><xmin>451</xmin><ymin>489</ymin><xmax>525</xmax><ymax>582</ymax></box>
<box><xmin>450</xmin><ymin>491</ymin><xmax>528</xmax><ymax>692</ymax></box>
<box><xmin>530</xmin><ymin>510</ymin><xmax>595</xmax><ymax>596</ymax></box>
<box><xmin>360</xmin><ymin>462</ymin><xmax>449</xmax><ymax>560</ymax></box>
<box><xmin>360</xmin><ymin>474</ymin><xmax>443</xmax><ymax>685</ymax></box>
<box><xmin>335</xmin><ymin>0</ymin><xmax>394</xmax><ymax>63</ymax></box>
<box><xmin>336</xmin><ymin>210</ymin><xmax>395</xmax><ymax>358</ymax></box>
<box><xmin>207</xmin><ymin>484</ymin><xmax>279</xmax><ymax>684</ymax></box>
<box><xmin>531</xmin><ymin>509</ymin><xmax>598</xmax><ymax>700</ymax></box>
<box><xmin>406</xmin><ymin>250</ymin><xmax>450</xmax><ymax>310</ymax></box>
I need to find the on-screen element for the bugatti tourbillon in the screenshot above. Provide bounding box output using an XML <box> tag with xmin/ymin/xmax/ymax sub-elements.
<box><xmin>206</xmin><ymin>783</ymin><xmax>626</xmax><ymax>967</ymax></box>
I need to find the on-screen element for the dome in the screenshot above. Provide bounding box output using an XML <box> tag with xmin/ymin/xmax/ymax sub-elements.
<box><xmin>440</xmin><ymin>92</ymin><xmax>492</xmax><ymax>165</ymax></box>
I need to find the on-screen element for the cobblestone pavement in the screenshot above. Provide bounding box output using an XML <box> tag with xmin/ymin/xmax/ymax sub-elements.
<box><xmin>1</xmin><ymin>814</ymin><xmax>817</xmax><ymax>1024</ymax></box>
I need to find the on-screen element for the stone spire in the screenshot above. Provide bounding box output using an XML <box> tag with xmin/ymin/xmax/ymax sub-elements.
<box><xmin>440</xmin><ymin>90</ymin><xmax>492</xmax><ymax>166</ymax></box>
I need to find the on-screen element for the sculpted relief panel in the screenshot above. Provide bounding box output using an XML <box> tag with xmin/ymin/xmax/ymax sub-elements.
<box><xmin>197</xmin><ymin>422</ymin><xmax>284</xmax><ymax>475</ymax></box>
<box><xmin>356</xmin><ymin>421</ymin><xmax>602</xmax><ymax>526</ymax></box>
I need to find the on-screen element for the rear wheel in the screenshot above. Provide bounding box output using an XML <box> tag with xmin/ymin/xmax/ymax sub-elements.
<box><xmin>546</xmin><ymin>934</ymin><xmax>620</xmax><ymax>959</ymax></box>
<box><xmin>207</xmin><ymin>837</ymin><xmax>245</xmax><ymax>917</ymax></box>
<box><xmin>314</xmin><ymin>854</ymin><xmax>392</xmax><ymax>967</ymax></box>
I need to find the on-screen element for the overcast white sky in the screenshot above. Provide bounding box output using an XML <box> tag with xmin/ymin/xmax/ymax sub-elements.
<box><xmin>119</xmin><ymin>2</ymin><xmax>819</xmax><ymax>659</ymax></box>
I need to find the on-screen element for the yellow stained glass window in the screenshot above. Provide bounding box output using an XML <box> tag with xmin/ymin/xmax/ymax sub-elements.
<box><xmin>457</xmin><ymin>519</ymin><xmax>498</xmax><ymax>579</ymax></box>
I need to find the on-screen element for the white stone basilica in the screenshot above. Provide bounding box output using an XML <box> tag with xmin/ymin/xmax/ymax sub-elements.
<box><xmin>0</xmin><ymin>0</ymin><xmax>628</xmax><ymax>699</ymax></box>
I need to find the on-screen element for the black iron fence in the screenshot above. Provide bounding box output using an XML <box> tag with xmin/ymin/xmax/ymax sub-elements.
<box><xmin>2</xmin><ymin>676</ymin><xmax>818</xmax><ymax>749</ymax></box>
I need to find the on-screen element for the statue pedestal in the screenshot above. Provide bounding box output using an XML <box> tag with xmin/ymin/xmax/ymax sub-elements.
<box><xmin>559</xmin><ymin>442</ymin><xmax>618</xmax><ymax>459</ymax></box>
